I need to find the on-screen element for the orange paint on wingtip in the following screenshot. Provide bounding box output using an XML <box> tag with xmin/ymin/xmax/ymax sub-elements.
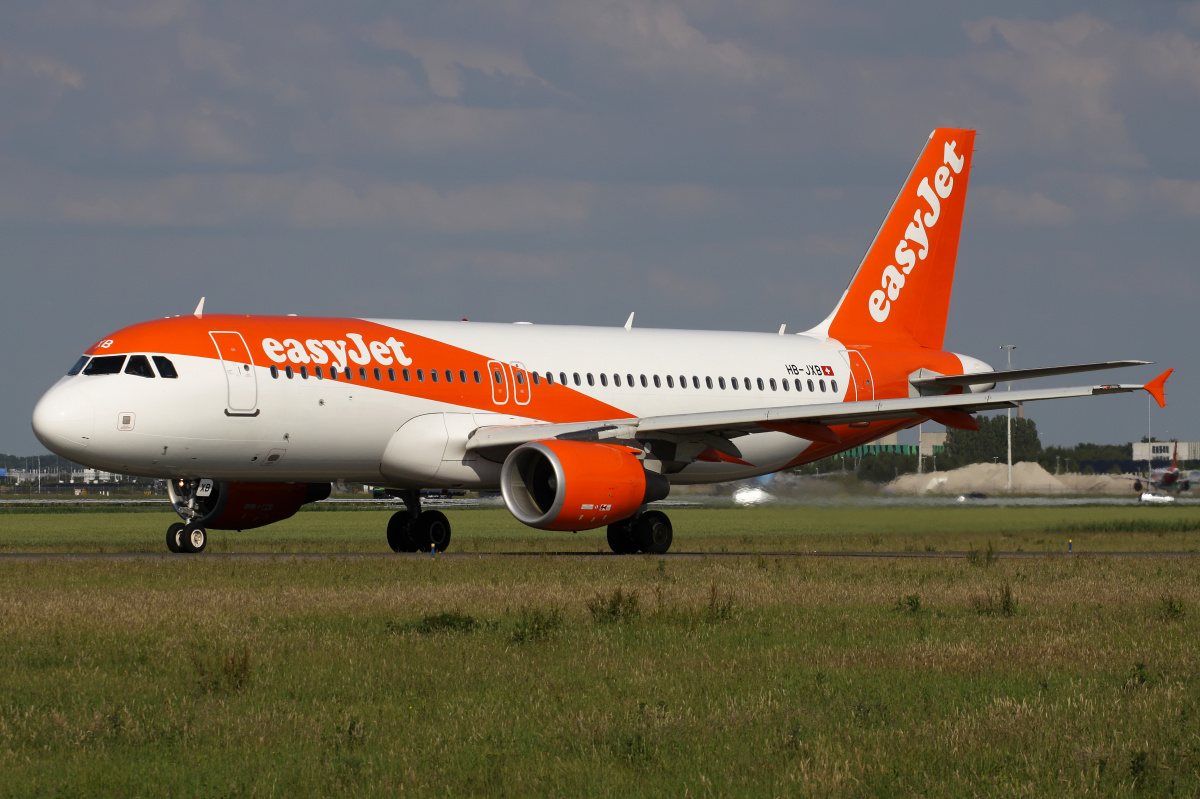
<box><xmin>1144</xmin><ymin>368</ymin><xmax>1173</xmax><ymax>408</ymax></box>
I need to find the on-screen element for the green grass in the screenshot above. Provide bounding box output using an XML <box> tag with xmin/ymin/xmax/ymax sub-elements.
<box><xmin>4</xmin><ymin>507</ymin><xmax>1200</xmax><ymax>795</ymax></box>
<box><xmin>4</xmin><ymin>504</ymin><xmax>1200</xmax><ymax>553</ymax></box>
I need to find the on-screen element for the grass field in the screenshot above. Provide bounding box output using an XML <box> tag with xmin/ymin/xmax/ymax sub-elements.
<box><xmin>3</xmin><ymin>506</ymin><xmax>1200</xmax><ymax>796</ymax></box>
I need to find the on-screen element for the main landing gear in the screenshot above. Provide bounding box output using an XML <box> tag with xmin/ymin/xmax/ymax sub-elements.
<box><xmin>606</xmin><ymin>510</ymin><xmax>673</xmax><ymax>555</ymax></box>
<box><xmin>387</xmin><ymin>489</ymin><xmax>452</xmax><ymax>553</ymax></box>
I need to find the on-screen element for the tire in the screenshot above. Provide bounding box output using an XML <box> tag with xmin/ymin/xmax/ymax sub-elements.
<box><xmin>180</xmin><ymin>524</ymin><xmax>207</xmax><ymax>554</ymax></box>
<box><xmin>166</xmin><ymin>522</ymin><xmax>185</xmax><ymax>554</ymax></box>
<box><xmin>411</xmin><ymin>510</ymin><xmax>452</xmax><ymax>553</ymax></box>
<box><xmin>386</xmin><ymin>511</ymin><xmax>416</xmax><ymax>553</ymax></box>
<box><xmin>606</xmin><ymin>519</ymin><xmax>638</xmax><ymax>554</ymax></box>
<box><xmin>635</xmin><ymin>510</ymin><xmax>673</xmax><ymax>555</ymax></box>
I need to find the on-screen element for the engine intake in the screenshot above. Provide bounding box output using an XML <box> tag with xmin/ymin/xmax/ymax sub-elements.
<box><xmin>501</xmin><ymin>440</ymin><xmax>670</xmax><ymax>531</ymax></box>
<box><xmin>169</xmin><ymin>480</ymin><xmax>331</xmax><ymax>530</ymax></box>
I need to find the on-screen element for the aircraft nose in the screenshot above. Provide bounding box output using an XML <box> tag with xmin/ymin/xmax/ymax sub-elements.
<box><xmin>31</xmin><ymin>384</ymin><xmax>94</xmax><ymax>457</ymax></box>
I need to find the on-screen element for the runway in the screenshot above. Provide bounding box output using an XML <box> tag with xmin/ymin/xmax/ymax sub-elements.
<box><xmin>2</xmin><ymin>550</ymin><xmax>1198</xmax><ymax>562</ymax></box>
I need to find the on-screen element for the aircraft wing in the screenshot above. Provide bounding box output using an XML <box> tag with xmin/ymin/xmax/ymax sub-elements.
<box><xmin>909</xmin><ymin>360</ymin><xmax>1150</xmax><ymax>389</ymax></box>
<box><xmin>465</xmin><ymin>370</ymin><xmax>1172</xmax><ymax>461</ymax></box>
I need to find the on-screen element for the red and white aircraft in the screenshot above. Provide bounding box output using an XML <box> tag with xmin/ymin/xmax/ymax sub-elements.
<box><xmin>31</xmin><ymin>128</ymin><xmax>1172</xmax><ymax>554</ymax></box>
<box><xmin>1133</xmin><ymin>443</ymin><xmax>1192</xmax><ymax>493</ymax></box>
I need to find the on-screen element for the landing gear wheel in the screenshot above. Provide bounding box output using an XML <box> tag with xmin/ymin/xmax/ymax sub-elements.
<box><xmin>387</xmin><ymin>511</ymin><xmax>416</xmax><ymax>553</ymax></box>
<box><xmin>411</xmin><ymin>510</ymin><xmax>451</xmax><ymax>553</ymax></box>
<box><xmin>606</xmin><ymin>519</ymin><xmax>638</xmax><ymax>554</ymax></box>
<box><xmin>635</xmin><ymin>511</ymin><xmax>673</xmax><ymax>555</ymax></box>
<box><xmin>166</xmin><ymin>522</ymin><xmax>185</xmax><ymax>554</ymax></box>
<box><xmin>180</xmin><ymin>524</ymin><xmax>208</xmax><ymax>554</ymax></box>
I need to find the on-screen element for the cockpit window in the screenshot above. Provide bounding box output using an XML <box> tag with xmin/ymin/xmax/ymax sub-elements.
<box><xmin>125</xmin><ymin>355</ymin><xmax>155</xmax><ymax>378</ymax></box>
<box><xmin>67</xmin><ymin>356</ymin><xmax>89</xmax><ymax>376</ymax></box>
<box><xmin>83</xmin><ymin>355</ymin><xmax>126</xmax><ymax>375</ymax></box>
<box><xmin>153</xmin><ymin>356</ymin><xmax>179</xmax><ymax>379</ymax></box>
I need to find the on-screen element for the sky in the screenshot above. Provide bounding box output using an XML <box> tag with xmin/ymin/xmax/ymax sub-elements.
<box><xmin>2</xmin><ymin>0</ymin><xmax>1198</xmax><ymax>454</ymax></box>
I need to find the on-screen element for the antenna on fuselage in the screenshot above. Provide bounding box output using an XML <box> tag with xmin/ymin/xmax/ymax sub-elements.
<box><xmin>624</xmin><ymin>312</ymin><xmax>635</xmax><ymax>331</ymax></box>
<box><xmin>778</xmin><ymin>324</ymin><xmax>786</xmax><ymax>335</ymax></box>
<box><xmin>193</xmin><ymin>297</ymin><xmax>206</xmax><ymax>319</ymax></box>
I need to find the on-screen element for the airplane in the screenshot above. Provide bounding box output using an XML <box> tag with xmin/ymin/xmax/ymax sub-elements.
<box><xmin>1132</xmin><ymin>443</ymin><xmax>1193</xmax><ymax>493</ymax></box>
<box><xmin>30</xmin><ymin>128</ymin><xmax>1173</xmax><ymax>555</ymax></box>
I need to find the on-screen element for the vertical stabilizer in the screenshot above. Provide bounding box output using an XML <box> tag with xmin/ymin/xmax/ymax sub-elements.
<box><xmin>818</xmin><ymin>128</ymin><xmax>976</xmax><ymax>350</ymax></box>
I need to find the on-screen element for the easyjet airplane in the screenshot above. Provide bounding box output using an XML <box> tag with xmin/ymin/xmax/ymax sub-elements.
<box><xmin>31</xmin><ymin>128</ymin><xmax>1172</xmax><ymax>554</ymax></box>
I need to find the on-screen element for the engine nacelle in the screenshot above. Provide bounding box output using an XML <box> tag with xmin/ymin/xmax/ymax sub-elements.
<box><xmin>501</xmin><ymin>440</ymin><xmax>670</xmax><ymax>531</ymax></box>
<box><xmin>169</xmin><ymin>480</ymin><xmax>331</xmax><ymax>530</ymax></box>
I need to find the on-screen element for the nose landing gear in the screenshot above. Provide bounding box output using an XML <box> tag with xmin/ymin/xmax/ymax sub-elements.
<box><xmin>165</xmin><ymin>478</ymin><xmax>212</xmax><ymax>554</ymax></box>
<box><xmin>386</xmin><ymin>489</ymin><xmax>453</xmax><ymax>553</ymax></box>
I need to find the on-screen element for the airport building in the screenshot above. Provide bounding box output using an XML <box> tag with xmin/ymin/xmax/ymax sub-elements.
<box><xmin>1133</xmin><ymin>442</ymin><xmax>1199</xmax><ymax>463</ymax></box>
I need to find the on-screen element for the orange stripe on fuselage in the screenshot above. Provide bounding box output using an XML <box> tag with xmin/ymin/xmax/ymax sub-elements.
<box><xmin>86</xmin><ymin>315</ymin><xmax>633</xmax><ymax>424</ymax></box>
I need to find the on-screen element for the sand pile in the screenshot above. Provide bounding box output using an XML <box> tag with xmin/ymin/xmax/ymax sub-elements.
<box><xmin>887</xmin><ymin>461</ymin><xmax>1133</xmax><ymax>495</ymax></box>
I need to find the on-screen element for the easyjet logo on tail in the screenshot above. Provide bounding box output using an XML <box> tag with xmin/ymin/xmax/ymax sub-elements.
<box><xmin>261</xmin><ymin>334</ymin><xmax>413</xmax><ymax>368</ymax></box>
<box><xmin>868</xmin><ymin>140</ymin><xmax>965</xmax><ymax>323</ymax></box>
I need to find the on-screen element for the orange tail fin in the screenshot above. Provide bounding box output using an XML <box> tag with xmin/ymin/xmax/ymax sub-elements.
<box><xmin>820</xmin><ymin>128</ymin><xmax>976</xmax><ymax>350</ymax></box>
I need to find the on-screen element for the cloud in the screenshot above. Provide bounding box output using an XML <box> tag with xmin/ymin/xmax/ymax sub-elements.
<box><xmin>365</xmin><ymin>19</ymin><xmax>547</xmax><ymax>99</ymax></box>
<box><xmin>975</xmin><ymin>187</ymin><xmax>1076</xmax><ymax>227</ymax></box>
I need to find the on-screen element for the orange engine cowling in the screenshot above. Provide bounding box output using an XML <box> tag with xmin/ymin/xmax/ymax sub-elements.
<box><xmin>500</xmin><ymin>440</ymin><xmax>671</xmax><ymax>531</ymax></box>
<box><xmin>169</xmin><ymin>481</ymin><xmax>331</xmax><ymax>530</ymax></box>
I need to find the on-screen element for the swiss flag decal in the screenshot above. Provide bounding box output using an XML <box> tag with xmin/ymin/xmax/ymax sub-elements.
<box><xmin>822</xmin><ymin>366</ymin><xmax>834</xmax><ymax>376</ymax></box>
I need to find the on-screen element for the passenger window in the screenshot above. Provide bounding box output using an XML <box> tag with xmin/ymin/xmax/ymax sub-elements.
<box><xmin>706</xmin><ymin>377</ymin><xmax>713</xmax><ymax>389</ymax></box>
<box><xmin>473</xmin><ymin>370</ymin><xmax>481</xmax><ymax>383</ymax></box>
<box><xmin>781</xmin><ymin>379</ymin><xmax>789</xmax><ymax>391</ymax></box>
<box><xmin>820</xmin><ymin>379</ymin><xmax>826</xmax><ymax>392</ymax></box>
<box><xmin>532</xmin><ymin>372</ymin><xmax>540</xmax><ymax>385</ymax></box>
<box><xmin>125</xmin><ymin>355</ymin><xmax>155</xmax><ymax>378</ymax></box>
<box><xmin>627</xmin><ymin>374</ymin><xmax>634</xmax><ymax>387</ymax></box>
<box><xmin>444</xmin><ymin>369</ymin><xmax>452</xmax><ymax>383</ymax></box>
<box><xmin>271</xmin><ymin>365</ymin><xmax>279</xmax><ymax>379</ymax></box>
<box><xmin>301</xmin><ymin>366</ymin><xmax>309</xmax><ymax>379</ymax></box>
<box><xmin>600</xmin><ymin>373</ymin><xmax>607</xmax><ymax>387</ymax></box>
<box><xmin>286</xmin><ymin>365</ymin><xmax>294</xmax><ymax>379</ymax></box>
<box><xmin>808</xmin><ymin>379</ymin><xmax>814</xmax><ymax>391</ymax></box>
<box><xmin>795</xmin><ymin>378</ymin><xmax>803</xmax><ymax>391</ymax></box>
<box><xmin>316</xmin><ymin>366</ymin><xmax>324</xmax><ymax>380</ymax></box>
<box><xmin>718</xmin><ymin>377</ymin><xmax>725</xmax><ymax>389</ymax></box>
<box><xmin>403</xmin><ymin>369</ymin><xmax>411</xmax><ymax>382</ymax></box>
<box><xmin>546</xmin><ymin>372</ymin><xmax>554</xmax><ymax>385</ymax></box>
<box><xmin>692</xmin><ymin>376</ymin><xmax>699</xmax><ymax>389</ymax></box>
<box><xmin>653</xmin><ymin>375</ymin><xmax>661</xmax><ymax>388</ymax></box>
<box><xmin>831</xmin><ymin>379</ymin><xmax>838</xmax><ymax>393</ymax></box>
<box><xmin>67</xmin><ymin>356</ymin><xmax>89</xmax><ymax>376</ymax></box>
<box><xmin>731</xmin><ymin>377</ymin><xmax>738</xmax><ymax>390</ymax></box>
<box><xmin>666</xmin><ymin>375</ymin><xmax>674</xmax><ymax>388</ymax></box>
<box><xmin>744</xmin><ymin>378</ymin><xmax>751</xmax><ymax>390</ymax></box>
<box><xmin>329</xmin><ymin>367</ymin><xmax>337</xmax><ymax>381</ymax></box>
<box><xmin>418</xmin><ymin>369</ymin><xmax>425</xmax><ymax>382</ymax></box>
<box><xmin>516</xmin><ymin>372</ymin><xmax>525</xmax><ymax>385</ymax></box>
<box><xmin>640</xmin><ymin>375</ymin><xmax>648</xmax><ymax>388</ymax></box>
<box><xmin>614</xmin><ymin>374</ymin><xmax>621</xmax><ymax>387</ymax></box>
<box><xmin>494</xmin><ymin>370</ymin><xmax>503</xmax><ymax>384</ymax></box>
<box><xmin>83</xmin><ymin>355</ymin><xmax>126</xmax><ymax>375</ymax></box>
<box><xmin>560</xmin><ymin>372</ymin><xmax>567</xmax><ymax>385</ymax></box>
<box><xmin>373</xmin><ymin>367</ymin><xmax>381</xmax><ymax>381</ymax></box>
<box><xmin>388</xmin><ymin>368</ymin><xmax>395</xmax><ymax>381</ymax></box>
<box><xmin>431</xmin><ymin>370</ymin><xmax>439</xmax><ymax>383</ymax></box>
<box><xmin>756</xmin><ymin>378</ymin><xmax>764</xmax><ymax>391</ymax></box>
<box><xmin>573</xmin><ymin>373</ymin><xmax>581</xmax><ymax>386</ymax></box>
<box><xmin>584</xmin><ymin>373</ymin><xmax>592</xmax><ymax>386</ymax></box>
<box><xmin>459</xmin><ymin>370</ymin><xmax>467</xmax><ymax>383</ymax></box>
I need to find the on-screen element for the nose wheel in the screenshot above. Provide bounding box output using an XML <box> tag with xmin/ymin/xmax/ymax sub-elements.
<box><xmin>166</xmin><ymin>522</ymin><xmax>208</xmax><ymax>554</ymax></box>
<box><xmin>386</xmin><ymin>490</ymin><xmax>452</xmax><ymax>553</ymax></box>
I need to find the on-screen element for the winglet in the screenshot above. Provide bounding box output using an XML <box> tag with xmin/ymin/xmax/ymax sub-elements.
<box><xmin>1144</xmin><ymin>368</ymin><xmax>1173</xmax><ymax>408</ymax></box>
<box><xmin>624</xmin><ymin>312</ymin><xmax>634</xmax><ymax>331</ymax></box>
<box><xmin>193</xmin><ymin>297</ymin><xmax>206</xmax><ymax>319</ymax></box>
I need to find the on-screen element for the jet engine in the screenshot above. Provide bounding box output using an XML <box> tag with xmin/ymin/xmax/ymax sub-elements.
<box><xmin>500</xmin><ymin>440</ymin><xmax>670</xmax><ymax>531</ymax></box>
<box><xmin>168</xmin><ymin>480</ymin><xmax>331</xmax><ymax>530</ymax></box>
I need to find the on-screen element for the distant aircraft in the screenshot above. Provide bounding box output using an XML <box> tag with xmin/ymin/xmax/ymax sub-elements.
<box><xmin>31</xmin><ymin>128</ymin><xmax>1172</xmax><ymax>554</ymax></box>
<box><xmin>1133</xmin><ymin>443</ymin><xmax>1192</xmax><ymax>493</ymax></box>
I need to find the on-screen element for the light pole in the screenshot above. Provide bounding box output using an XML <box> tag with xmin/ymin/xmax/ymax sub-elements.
<box><xmin>1000</xmin><ymin>345</ymin><xmax>1017</xmax><ymax>492</ymax></box>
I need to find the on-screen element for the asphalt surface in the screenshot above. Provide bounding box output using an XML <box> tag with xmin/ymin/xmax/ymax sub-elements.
<box><xmin>1</xmin><ymin>550</ymin><xmax>1198</xmax><ymax>562</ymax></box>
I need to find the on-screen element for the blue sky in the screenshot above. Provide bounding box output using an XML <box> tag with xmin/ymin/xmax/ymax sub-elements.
<box><xmin>3</xmin><ymin>0</ymin><xmax>1198</xmax><ymax>452</ymax></box>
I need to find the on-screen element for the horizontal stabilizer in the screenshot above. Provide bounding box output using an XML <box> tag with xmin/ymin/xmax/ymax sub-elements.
<box><xmin>911</xmin><ymin>360</ymin><xmax>1151</xmax><ymax>388</ymax></box>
